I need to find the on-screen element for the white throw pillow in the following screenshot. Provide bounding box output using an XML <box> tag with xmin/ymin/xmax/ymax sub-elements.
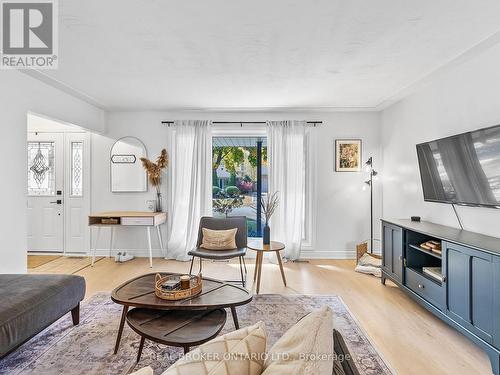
<box><xmin>130</xmin><ymin>366</ymin><xmax>153</xmax><ymax>375</ymax></box>
<box><xmin>162</xmin><ymin>321</ymin><xmax>267</xmax><ymax>375</ymax></box>
<box><xmin>262</xmin><ymin>306</ymin><xmax>333</xmax><ymax>375</ymax></box>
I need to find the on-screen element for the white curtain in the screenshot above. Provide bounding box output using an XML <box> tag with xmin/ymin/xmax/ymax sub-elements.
<box><xmin>166</xmin><ymin>120</ymin><xmax>212</xmax><ymax>261</ymax></box>
<box><xmin>267</xmin><ymin>120</ymin><xmax>306</xmax><ymax>260</ymax></box>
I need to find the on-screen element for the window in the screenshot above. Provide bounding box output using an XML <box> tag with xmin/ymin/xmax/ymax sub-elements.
<box><xmin>71</xmin><ymin>141</ymin><xmax>83</xmax><ymax>196</ymax></box>
<box><xmin>212</xmin><ymin>136</ymin><xmax>268</xmax><ymax>237</ymax></box>
<box><xmin>27</xmin><ymin>141</ymin><xmax>55</xmax><ymax>196</ymax></box>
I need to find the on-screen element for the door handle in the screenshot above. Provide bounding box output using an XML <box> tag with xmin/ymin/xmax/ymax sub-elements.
<box><xmin>50</xmin><ymin>200</ymin><xmax>63</xmax><ymax>204</ymax></box>
<box><xmin>418</xmin><ymin>284</ymin><xmax>425</xmax><ymax>289</ymax></box>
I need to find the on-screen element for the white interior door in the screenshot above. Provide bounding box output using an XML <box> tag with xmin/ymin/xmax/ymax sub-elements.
<box><xmin>27</xmin><ymin>133</ymin><xmax>64</xmax><ymax>252</ymax></box>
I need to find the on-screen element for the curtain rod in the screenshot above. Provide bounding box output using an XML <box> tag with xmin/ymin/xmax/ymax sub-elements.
<box><xmin>161</xmin><ymin>120</ymin><xmax>322</xmax><ymax>127</ymax></box>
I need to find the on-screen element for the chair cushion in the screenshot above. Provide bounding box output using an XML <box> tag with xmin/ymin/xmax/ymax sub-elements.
<box><xmin>188</xmin><ymin>247</ymin><xmax>246</xmax><ymax>260</ymax></box>
<box><xmin>0</xmin><ymin>274</ymin><xmax>85</xmax><ymax>357</ymax></box>
<box><xmin>163</xmin><ymin>321</ymin><xmax>267</xmax><ymax>375</ymax></box>
<box><xmin>261</xmin><ymin>306</ymin><xmax>334</xmax><ymax>375</ymax></box>
<box><xmin>201</xmin><ymin>228</ymin><xmax>238</xmax><ymax>250</ymax></box>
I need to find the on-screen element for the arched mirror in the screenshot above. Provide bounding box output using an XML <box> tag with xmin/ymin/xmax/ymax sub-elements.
<box><xmin>110</xmin><ymin>136</ymin><xmax>148</xmax><ymax>192</ymax></box>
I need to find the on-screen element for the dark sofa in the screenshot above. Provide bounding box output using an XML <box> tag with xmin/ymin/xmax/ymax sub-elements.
<box><xmin>0</xmin><ymin>274</ymin><xmax>85</xmax><ymax>357</ymax></box>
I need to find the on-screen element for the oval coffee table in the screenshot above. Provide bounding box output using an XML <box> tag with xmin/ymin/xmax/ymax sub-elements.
<box><xmin>127</xmin><ymin>308</ymin><xmax>227</xmax><ymax>361</ymax></box>
<box><xmin>248</xmin><ymin>240</ymin><xmax>287</xmax><ymax>294</ymax></box>
<box><xmin>111</xmin><ymin>273</ymin><xmax>252</xmax><ymax>354</ymax></box>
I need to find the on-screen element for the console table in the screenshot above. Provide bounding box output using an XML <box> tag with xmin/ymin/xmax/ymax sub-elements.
<box><xmin>381</xmin><ymin>218</ymin><xmax>500</xmax><ymax>375</ymax></box>
<box><xmin>88</xmin><ymin>211</ymin><xmax>167</xmax><ymax>268</ymax></box>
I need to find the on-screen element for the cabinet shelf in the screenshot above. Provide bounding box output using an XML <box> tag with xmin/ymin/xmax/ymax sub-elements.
<box><xmin>408</xmin><ymin>243</ymin><xmax>442</xmax><ymax>259</ymax></box>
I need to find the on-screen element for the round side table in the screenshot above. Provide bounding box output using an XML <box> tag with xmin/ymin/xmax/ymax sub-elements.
<box><xmin>247</xmin><ymin>240</ymin><xmax>287</xmax><ymax>294</ymax></box>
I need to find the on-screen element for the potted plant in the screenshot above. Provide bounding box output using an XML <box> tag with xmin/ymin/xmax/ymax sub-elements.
<box><xmin>140</xmin><ymin>149</ymin><xmax>168</xmax><ymax>212</ymax></box>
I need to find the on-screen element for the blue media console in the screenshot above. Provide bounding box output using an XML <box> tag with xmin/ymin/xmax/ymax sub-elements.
<box><xmin>381</xmin><ymin>219</ymin><xmax>500</xmax><ymax>375</ymax></box>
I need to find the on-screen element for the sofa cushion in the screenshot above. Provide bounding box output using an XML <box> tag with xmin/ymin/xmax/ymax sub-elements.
<box><xmin>262</xmin><ymin>306</ymin><xmax>334</xmax><ymax>375</ymax></box>
<box><xmin>162</xmin><ymin>321</ymin><xmax>267</xmax><ymax>375</ymax></box>
<box><xmin>0</xmin><ymin>274</ymin><xmax>85</xmax><ymax>357</ymax></box>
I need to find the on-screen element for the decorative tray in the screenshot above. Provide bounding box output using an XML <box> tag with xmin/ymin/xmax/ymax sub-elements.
<box><xmin>154</xmin><ymin>273</ymin><xmax>202</xmax><ymax>301</ymax></box>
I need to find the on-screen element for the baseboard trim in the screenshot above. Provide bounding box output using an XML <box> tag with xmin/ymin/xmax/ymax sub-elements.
<box><xmin>89</xmin><ymin>248</ymin><xmax>376</xmax><ymax>260</ymax></box>
<box><xmin>300</xmin><ymin>250</ymin><xmax>356</xmax><ymax>259</ymax></box>
<box><xmin>91</xmin><ymin>248</ymin><xmax>165</xmax><ymax>258</ymax></box>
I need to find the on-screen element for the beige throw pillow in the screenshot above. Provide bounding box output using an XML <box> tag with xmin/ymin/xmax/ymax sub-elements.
<box><xmin>201</xmin><ymin>228</ymin><xmax>238</xmax><ymax>250</ymax></box>
<box><xmin>162</xmin><ymin>321</ymin><xmax>267</xmax><ymax>375</ymax></box>
<box><xmin>262</xmin><ymin>306</ymin><xmax>334</xmax><ymax>375</ymax></box>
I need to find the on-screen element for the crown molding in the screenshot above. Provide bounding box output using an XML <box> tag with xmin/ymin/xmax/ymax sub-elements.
<box><xmin>105</xmin><ymin>105</ymin><xmax>379</xmax><ymax>113</ymax></box>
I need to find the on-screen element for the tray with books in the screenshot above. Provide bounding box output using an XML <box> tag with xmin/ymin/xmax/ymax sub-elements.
<box><xmin>154</xmin><ymin>273</ymin><xmax>202</xmax><ymax>301</ymax></box>
<box><xmin>419</xmin><ymin>240</ymin><xmax>442</xmax><ymax>255</ymax></box>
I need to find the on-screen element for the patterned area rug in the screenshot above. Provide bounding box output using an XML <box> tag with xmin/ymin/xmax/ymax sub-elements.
<box><xmin>0</xmin><ymin>293</ymin><xmax>394</xmax><ymax>375</ymax></box>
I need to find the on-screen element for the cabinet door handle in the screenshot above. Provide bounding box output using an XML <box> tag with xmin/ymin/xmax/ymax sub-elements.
<box><xmin>418</xmin><ymin>284</ymin><xmax>425</xmax><ymax>289</ymax></box>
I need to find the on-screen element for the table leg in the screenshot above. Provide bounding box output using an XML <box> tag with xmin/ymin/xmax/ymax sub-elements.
<box><xmin>230</xmin><ymin>306</ymin><xmax>239</xmax><ymax>329</ymax></box>
<box><xmin>256</xmin><ymin>251</ymin><xmax>263</xmax><ymax>294</ymax></box>
<box><xmin>109</xmin><ymin>226</ymin><xmax>114</xmax><ymax>258</ymax></box>
<box><xmin>276</xmin><ymin>251</ymin><xmax>287</xmax><ymax>286</ymax></box>
<box><xmin>114</xmin><ymin>305</ymin><xmax>129</xmax><ymax>354</ymax></box>
<box><xmin>146</xmin><ymin>227</ymin><xmax>153</xmax><ymax>268</ymax></box>
<box><xmin>91</xmin><ymin>226</ymin><xmax>101</xmax><ymax>267</ymax></box>
<box><xmin>253</xmin><ymin>252</ymin><xmax>260</xmax><ymax>282</ymax></box>
<box><xmin>137</xmin><ymin>336</ymin><xmax>145</xmax><ymax>362</ymax></box>
<box><xmin>156</xmin><ymin>225</ymin><xmax>165</xmax><ymax>257</ymax></box>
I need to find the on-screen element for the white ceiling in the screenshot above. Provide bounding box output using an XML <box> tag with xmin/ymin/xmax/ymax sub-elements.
<box><xmin>39</xmin><ymin>0</ymin><xmax>500</xmax><ymax>110</ymax></box>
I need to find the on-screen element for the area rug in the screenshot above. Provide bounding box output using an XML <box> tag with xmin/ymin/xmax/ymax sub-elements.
<box><xmin>0</xmin><ymin>293</ymin><xmax>394</xmax><ymax>375</ymax></box>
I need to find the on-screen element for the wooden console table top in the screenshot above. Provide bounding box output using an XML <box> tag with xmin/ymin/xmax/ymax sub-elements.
<box><xmin>89</xmin><ymin>211</ymin><xmax>165</xmax><ymax>218</ymax></box>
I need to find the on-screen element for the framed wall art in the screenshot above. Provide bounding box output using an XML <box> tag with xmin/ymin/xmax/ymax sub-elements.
<box><xmin>335</xmin><ymin>139</ymin><xmax>362</xmax><ymax>172</ymax></box>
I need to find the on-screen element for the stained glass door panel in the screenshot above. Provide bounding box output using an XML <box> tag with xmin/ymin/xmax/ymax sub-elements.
<box><xmin>27</xmin><ymin>141</ymin><xmax>56</xmax><ymax>196</ymax></box>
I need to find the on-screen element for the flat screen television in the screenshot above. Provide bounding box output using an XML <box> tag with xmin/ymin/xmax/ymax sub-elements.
<box><xmin>416</xmin><ymin>124</ymin><xmax>500</xmax><ymax>208</ymax></box>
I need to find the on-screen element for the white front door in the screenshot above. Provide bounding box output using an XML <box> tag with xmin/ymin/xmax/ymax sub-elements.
<box><xmin>27</xmin><ymin>133</ymin><xmax>64</xmax><ymax>252</ymax></box>
<box><xmin>27</xmin><ymin>132</ymin><xmax>90</xmax><ymax>253</ymax></box>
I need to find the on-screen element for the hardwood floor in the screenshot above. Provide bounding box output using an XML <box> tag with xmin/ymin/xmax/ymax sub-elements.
<box><xmin>29</xmin><ymin>255</ymin><xmax>491</xmax><ymax>375</ymax></box>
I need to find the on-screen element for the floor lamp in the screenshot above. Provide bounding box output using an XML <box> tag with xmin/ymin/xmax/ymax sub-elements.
<box><xmin>364</xmin><ymin>157</ymin><xmax>378</xmax><ymax>253</ymax></box>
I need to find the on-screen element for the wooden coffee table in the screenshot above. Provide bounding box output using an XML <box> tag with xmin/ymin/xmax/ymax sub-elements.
<box><xmin>111</xmin><ymin>273</ymin><xmax>252</xmax><ymax>354</ymax></box>
<box><xmin>248</xmin><ymin>240</ymin><xmax>287</xmax><ymax>294</ymax></box>
<box><xmin>127</xmin><ymin>308</ymin><xmax>227</xmax><ymax>361</ymax></box>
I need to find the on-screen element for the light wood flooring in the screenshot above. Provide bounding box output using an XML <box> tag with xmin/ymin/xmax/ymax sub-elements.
<box><xmin>29</xmin><ymin>255</ymin><xmax>491</xmax><ymax>375</ymax></box>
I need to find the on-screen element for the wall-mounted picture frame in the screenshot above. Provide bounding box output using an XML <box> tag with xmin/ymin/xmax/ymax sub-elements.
<box><xmin>335</xmin><ymin>139</ymin><xmax>362</xmax><ymax>172</ymax></box>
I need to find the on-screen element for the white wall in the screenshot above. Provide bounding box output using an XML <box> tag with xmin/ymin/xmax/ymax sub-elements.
<box><xmin>94</xmin><ymin>111</ymin><xmax>381</xmax><ymax>258</ymax></box>
<box><xmin>381</xmin><ymin>42</ymin><xmax>500</xmax><ymax>237</ymax></box>
<box><xmin>0</xmin><ymin>71</ymin><xmax>105</xmax><ymax>273</ymax></box>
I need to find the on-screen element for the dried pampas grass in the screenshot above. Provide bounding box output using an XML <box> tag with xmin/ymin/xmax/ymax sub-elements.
<box><xmin>140</xmin><ymin>149</ymin><xmax>168</xmax><ymax>188</ymax></box>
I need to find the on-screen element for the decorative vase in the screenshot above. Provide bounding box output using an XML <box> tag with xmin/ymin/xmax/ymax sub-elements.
<box><xmin>155</xmin><ymin>192</ymin><xmax>163</xmax><ymax>212</ymax></box>
<box><xmin>263</xmin><ymin>223</ymin><xmax>270</xmax><ymax>245</ymax></box>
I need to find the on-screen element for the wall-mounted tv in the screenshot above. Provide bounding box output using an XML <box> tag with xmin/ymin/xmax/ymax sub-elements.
<box><xmin>416</xmin><ymin>124</ymin><xmax>500</xmax><ymax>208</ymax></box>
